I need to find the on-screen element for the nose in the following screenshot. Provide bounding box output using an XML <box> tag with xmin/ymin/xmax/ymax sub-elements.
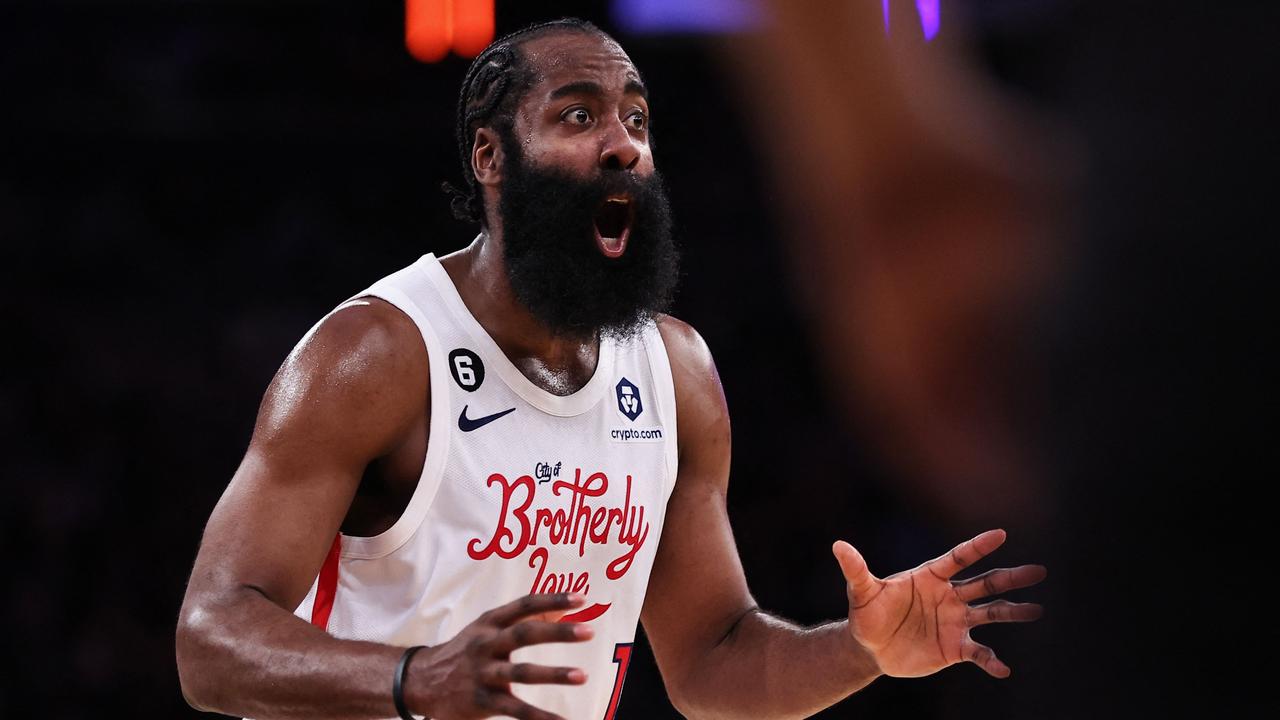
<box><xmin>599</xmin><ymin>117</ymin><xmax>642</xmax><ymax>172</ymax></box>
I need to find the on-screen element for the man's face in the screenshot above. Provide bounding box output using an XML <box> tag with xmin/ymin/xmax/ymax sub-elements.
<box><xmin>510</xmin><ymin>31</ymin><xmax>655</xmax><ymax>190</ymax></box>
<box><xmin>494</xmin><ymin>32</ymin><xmax>678</xmax><ymax>340</ymax></box>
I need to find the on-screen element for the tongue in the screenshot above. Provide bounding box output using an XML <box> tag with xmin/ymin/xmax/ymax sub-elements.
<box><xmin>595</xmin><ymin>227</ymin><xmax>627</xmax><ymax>258</ymax></box>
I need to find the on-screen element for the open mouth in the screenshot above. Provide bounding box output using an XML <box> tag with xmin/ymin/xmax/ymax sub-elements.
<box><xmin>593</xmin><ymin>195</ymin><xmax>633</xmax><ymax>259</ymax></box>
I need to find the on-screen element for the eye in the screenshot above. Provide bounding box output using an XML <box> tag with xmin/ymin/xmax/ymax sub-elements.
<box><xmin>626</xmin><ymin>110</ymin><xmax>648</xmax><ymax>131</ymax></box>
<box><xmin>562</xmin><ymin>107</ymin><xmax>592</xmax><ymax>125</ymax></box>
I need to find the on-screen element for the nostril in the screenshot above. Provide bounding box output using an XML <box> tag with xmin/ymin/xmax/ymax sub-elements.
<box><xmin>604</xmin><ymin>155</ymin><xmax>623</xmax><ymax>170</ymax></box>
<box><xmin>625</xmin><ymin>155</ymin><xmax>639</xmax><ymax>171</ymax></box>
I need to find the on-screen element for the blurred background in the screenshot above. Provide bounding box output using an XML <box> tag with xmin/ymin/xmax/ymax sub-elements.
<box><xmin>1</xmin><ymin>0</ymin><xmax>1272</xmax><ymax>717</ymax></box>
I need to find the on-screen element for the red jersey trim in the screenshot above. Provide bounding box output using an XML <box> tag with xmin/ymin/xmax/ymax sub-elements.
<box><xmin>310</xmin><ymin>534</ymin><xmax>342</xmax><ymax>630</ymax></box>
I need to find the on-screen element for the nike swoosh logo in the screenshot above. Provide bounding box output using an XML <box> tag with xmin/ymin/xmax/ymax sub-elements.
<box><xmin>457</xmin><ymin>405</ymin><xmax>517</xmax><ymax>432</ymax></box>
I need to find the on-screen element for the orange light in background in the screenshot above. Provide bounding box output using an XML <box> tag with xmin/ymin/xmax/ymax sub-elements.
<box><xmin>406</xmin><ymin>0</ymin><xmax>495</xmax><ymax>63</ymax></box>
<box><xmin>406</xmin><ymin>0</ymin><xmax>451</xmax><ymax>62</ymax></box>
<box><xmin>451</xmin><ymin>0</ymin><xmax>495</xmax><ymax>58</ymax></box>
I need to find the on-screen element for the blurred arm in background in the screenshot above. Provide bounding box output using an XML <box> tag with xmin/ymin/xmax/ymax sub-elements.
<box><xmin>725</xmin><ymin>0</ymin><xmax>1069</xmax><ymax>530</ymax></box>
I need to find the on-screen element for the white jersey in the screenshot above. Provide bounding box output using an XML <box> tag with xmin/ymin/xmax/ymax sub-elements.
<box><xmin>292</xmin><ymin>253</ymin><xmax>679</xmax><ymax>720</ymax></box>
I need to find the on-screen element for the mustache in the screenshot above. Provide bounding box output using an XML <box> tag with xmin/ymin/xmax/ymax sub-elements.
<box><xmin>511</xmin><ymin>165</ymin><xmax>654</xmax><ymax>206</ymax></box>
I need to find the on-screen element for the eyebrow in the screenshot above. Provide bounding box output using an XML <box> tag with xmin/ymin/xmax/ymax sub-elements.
<box><xmin>625</xmin><ymin>79</ymin><xmax>649</xmax><ymax>101</ymax></box>
<box><xmin>548</xmin><ymin>79</ymin><xmax>649</xmax><ymax>102</ymax></box>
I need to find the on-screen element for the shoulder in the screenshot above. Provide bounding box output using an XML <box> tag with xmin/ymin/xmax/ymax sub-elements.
<box><xmin>253</xmin><ymin>297</ymin><xmax>429</xmax><ymax>452</ymax></box>
<box><xmin>282</xmin><ymin>297</ymin><xmax>427</xmax><ymax>396</ymax></box>
<box><xmin>310</xmin><ymin>297</ymin><xmax>425</xmax><ymax>368</ymax></box>
<box><xmin>655</xmin><ymin>314</ymin><xmax>730</xmax><ymax>450</ymax></box>
<box><xmin>655</xmin><ymin>313</ymin><xmax>717</xmax><ymax>382</ymax></box>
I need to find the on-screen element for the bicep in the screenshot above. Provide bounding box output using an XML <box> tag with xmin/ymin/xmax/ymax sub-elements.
<box><xmin>641</xmin><ymin>318</ymin><xmax>755</xmax><ymax>683</ymax></box>
<box><xmin>184</xmin><ymin>301</ymin><xmax>427</xmax><ymax>612</ymax></box>
<box><xmin>191</xmin><ymin>446</ymin><xmax>362</xmax><ymax>613</ymax></box>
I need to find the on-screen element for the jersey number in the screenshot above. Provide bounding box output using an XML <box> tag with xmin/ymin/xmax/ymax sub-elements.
<box><xmin>447</xmin><ymin>348</ymin><xmax>484</xmax><ymax>391</ymax></box>
<box><xmin>453</xmin><ymin>355</ymin><xmax>475</xmax><ymax>386</ymax></box>
<box><xmin>602</xmin><ymin>642</ymin><xmax>634</xmax><ymax>720</ymax></box>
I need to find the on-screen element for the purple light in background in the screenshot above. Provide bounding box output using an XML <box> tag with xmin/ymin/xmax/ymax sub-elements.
<box><xmin>882</xmin><ymin>1</ymin><xmax>942</xmax><ymax>42</ymax></box>
<box><xmin>916</xmin><ymin>0</ymin><xmax>940</xmax><ymax>41</ymax></box>
<box><xmin>612</xmin><ymin>0</ymin><xmax>763</xmax><ymax>34</ymax></box>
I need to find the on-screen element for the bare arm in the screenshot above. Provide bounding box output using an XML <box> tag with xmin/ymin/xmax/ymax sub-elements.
<box><xmin>643</xmin><ymin>317</ymin><xmax>1045</xmax><ymax>720</ymax></box>
<box><xmin>642</xmin><ymin>317</ymin><xmax>879</xmax><ymax>720</ymax></box>
<box><xmin>176</xmin><ymin>300</ymin><xmax>425</xmax><ymax>719</ymax></box>
<box><xmin>176</xmin><ymin>300</ymin><xmax>590</xmax><ymax>720</ymax></box>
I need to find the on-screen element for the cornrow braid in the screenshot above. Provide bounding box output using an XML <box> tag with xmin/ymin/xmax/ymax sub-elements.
<box><xmin>442</xmin><ymin>17</ymin><xmax>606</xmax><ymax>225</ymax></box>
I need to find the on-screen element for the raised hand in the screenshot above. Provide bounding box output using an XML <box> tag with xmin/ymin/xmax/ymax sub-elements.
<box><xmin>409</xmin><ymin>592</ymin><xmax>593</xmax><ymax>720</ymax></box>
<box><xmin>833</xmin><ymin>529</ymin><xmax>1045</xmax><ymax>679</ymax></box>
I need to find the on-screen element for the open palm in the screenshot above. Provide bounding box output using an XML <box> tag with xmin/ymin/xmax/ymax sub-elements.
<box><xmin>833</xmin><ymin>529</ymin><xmax>1045</xmax><ymax>679</ymax></box>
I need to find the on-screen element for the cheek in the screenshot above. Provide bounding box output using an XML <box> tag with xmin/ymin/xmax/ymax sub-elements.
<box><xmin>527</xmin><ymin>141</ymin><xmax>599</xmax><ymax>173</ymax></box>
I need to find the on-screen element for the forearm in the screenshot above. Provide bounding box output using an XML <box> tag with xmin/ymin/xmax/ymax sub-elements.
<box><xmin>674</xmin><ymin>609</ymin><xmax>882</xmax><ymax>720</ymax></box>
<box><xmin>177</xmin><ymin>587</ymin><xmax>407</xmax><ymax>720</ymax></box>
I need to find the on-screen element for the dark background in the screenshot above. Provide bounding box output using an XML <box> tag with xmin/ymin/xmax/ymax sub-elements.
<box><xmin>1</xmin><ymin>1</ymin><xmax>1273</xmax><ymax>718</ymax></box>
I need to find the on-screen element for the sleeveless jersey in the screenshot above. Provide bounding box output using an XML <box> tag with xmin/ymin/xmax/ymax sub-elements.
<box><xmin>292</xmin><ymin>253</ymin><xmax>679</xmax><ymax>720</ymax></box>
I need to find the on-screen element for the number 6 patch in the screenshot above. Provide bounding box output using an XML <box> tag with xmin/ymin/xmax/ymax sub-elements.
<box><xmin>447</xmin><ymin>349</ymin><xmax>484</xmax><ymax>392</ymax></box>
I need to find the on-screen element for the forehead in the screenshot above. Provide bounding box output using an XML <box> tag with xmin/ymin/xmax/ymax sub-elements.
<box><xmin>518</xmin><ymin>32</ymin><xmax>642</xmax><ymax>98</ymax></box>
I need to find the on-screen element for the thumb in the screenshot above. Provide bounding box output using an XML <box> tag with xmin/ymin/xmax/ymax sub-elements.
<box><xmin>832</xmin><ymin>540</ymin><xmax>879</xmax><ymax>603</ymax></box>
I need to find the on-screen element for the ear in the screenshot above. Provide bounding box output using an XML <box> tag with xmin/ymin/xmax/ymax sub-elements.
<box><xmin>471</xmin><ymin>127</ymin><xmax>504</xmax><ymax>188</ymax></box>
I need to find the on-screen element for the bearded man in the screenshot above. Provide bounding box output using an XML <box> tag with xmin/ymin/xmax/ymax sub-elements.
<box><xmin>176</xmin><ymin>19</ymin><xmax>1045</xmax><ymax>720</ymax></box>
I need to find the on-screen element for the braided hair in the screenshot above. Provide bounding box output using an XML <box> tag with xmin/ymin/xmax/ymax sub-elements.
<box><xmin>443</xmin><ymin>18</ymin><xmax>607</xmax><ymax>225</ymax></box>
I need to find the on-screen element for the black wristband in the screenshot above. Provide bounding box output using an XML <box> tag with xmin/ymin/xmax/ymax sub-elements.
<box><xmin>393</xmin><ymin>645</ymin><xmax>427</xmax><ymax>720</ymax></box>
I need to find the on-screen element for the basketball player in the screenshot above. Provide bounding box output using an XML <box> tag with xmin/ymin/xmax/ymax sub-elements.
<box><xmin>176</xmin><ymin>19</ymin><xmax>1045</xmax><ymax>720</ymax></box>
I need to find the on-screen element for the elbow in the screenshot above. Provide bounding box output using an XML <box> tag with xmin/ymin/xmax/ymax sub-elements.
<box><xmin>663</xmin><ymin>670</ymin><xmax>725</xmax><ymax>720</ymax></box>
<box><xmin>663</xmin><ymin>607</ymin><xmax>760</xmax><ymax>720</ymax></box>
<box><xmin>175</xmin><ymin>601</ymin><xmax>219</xmax><ymax>711</ymax></box>
<box><xmin>667</xmin><ymin>692</ymin><xmax>723</xmax><ymax>720</ymax></box>
<box><xmin>667</xmin><ymin>685</ymin><xmax>702</xmax><ymax>720</ymax></box>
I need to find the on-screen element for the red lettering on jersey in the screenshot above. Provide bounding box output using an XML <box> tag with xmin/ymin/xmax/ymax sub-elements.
<box><xmin>528</xmin><ymin>546</ymin><xmax>591</xmax><ymax>595</ymax></box>
<box><xmin>468</xmin><ymin>469</ymin><xmax>651</xmax><ymax>585</ymax></box>
<box><xmin>466</xmin><ymin>473</ymin><xmax>535</xmax><ymax>560</ymax></box>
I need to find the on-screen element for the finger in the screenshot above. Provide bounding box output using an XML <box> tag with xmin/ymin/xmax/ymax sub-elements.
<box><xmin>489</xmin><ymin>620</ymin><xmax>593</xmax><ymax>655</ymax></box>
<box><xmin>965</xmin><ymin>600</ymin><xmax>1044</xmax><ymax>627</ymax></box>
<box><xmin>927</xmin><ymin>529</ymin><xmax>1006</xmax><ymax>580</ymax></box>
<box><xmin>480</xmin><ymin>662</ymin><xmax>588</xmax><ymax>688</ymax></box>
<box><xmin>832</xmin><ymin>541</ymin><xmax>882</xmax><ymax>606</ymax></box>
<box><xmin>517</xmin><ymin>608</ymin><xmax>572</xmax><ymax>624</ymax></box>
<box><xmin>954</xmin><ymin>564</ymin><xmax>1047</xmax><ymax>602</ymax></box>
<box><xmin>961</xmin><ymin>638</ymin><xmax>1011</xmax><ymax>678</ymax></box>
<box><xmin>474</xmin><ymin>687</ymin><xmax>566</xmax><ymax>720</ymax></box>
<box><xmin>484</xmin><ymin>593</ymin><xmax>585</xmax><ymax>627</ymax></box>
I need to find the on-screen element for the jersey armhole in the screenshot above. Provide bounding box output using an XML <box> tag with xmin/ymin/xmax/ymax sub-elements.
<box><xmin>337</xmin><ymin>284</ymin><xmax>452</xmax><ymax>560</ymax></box>
<box><xmin>644</xmin><ymin>323</ymin><xmax>680</xmax><ymax>501</ymax></box>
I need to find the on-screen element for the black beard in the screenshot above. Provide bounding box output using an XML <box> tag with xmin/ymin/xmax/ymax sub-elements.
<box><xmin>496</xmin><ymin>150</ymin><xmax>679</xmax><ymax>341</ymax></box>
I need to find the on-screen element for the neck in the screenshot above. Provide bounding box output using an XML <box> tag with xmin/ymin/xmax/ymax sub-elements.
<box><xmin>440</xmin><ymin>230</ymin><xmax>599</xmax><ymax>392</ymax></box>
